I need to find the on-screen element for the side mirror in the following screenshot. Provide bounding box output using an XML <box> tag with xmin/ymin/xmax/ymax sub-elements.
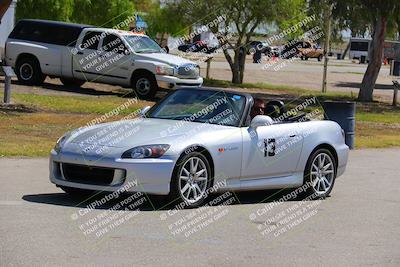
<box><xmin>250</xmin><ymin>115</ymin><xmax>274</xmax><ymax>128</ymax></box>
<box><xmin>140</xmin><ymin>106</ymin><xmax>151</xmax><ymax>117</ymax></box>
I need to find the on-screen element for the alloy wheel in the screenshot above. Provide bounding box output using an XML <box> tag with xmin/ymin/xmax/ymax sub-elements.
<box><xmin>310</xmin><ymin>152</ymin><xmax>334</xmax><ymax>195</ymax></box>
<box><xmin>178</xmin><ymin>157</ymin><xmax>208</xmax><ymax>204</ymax></box>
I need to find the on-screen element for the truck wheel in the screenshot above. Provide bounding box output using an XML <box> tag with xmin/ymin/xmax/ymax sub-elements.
<box><xmin>132</xmin><ymin>72</ymin><xmax>158</xmax><ymax>100</ymax></box>
<box><xmin>60</xmin><ymin>77</ymin><xmax>86</xmax><ymax>88</ymax></box>
<box><xmin>318</xmin><ymin>55</ymin><xmax>323</xmax><ymax>61</ymax></box>
<box><xmin>16</xmin><ymin>57</ymin><xmax>46</xmax><ymax>85</ymax></box>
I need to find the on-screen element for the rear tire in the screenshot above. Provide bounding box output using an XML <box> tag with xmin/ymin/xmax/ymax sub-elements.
<box><xmin>15</xmin><ymin>57</ymin><xmax>46</xmax><ymax>85</ymax></box>
<box><xmin>60</xmin><ymin>77</ymin><xmax>86</xmax><ymax>87</ymax></box>
<box><xmin>318</xmin><ymin>55</ymin><xmax>323</xmax><ymax>61</ymax></box>
<box><xmin>132</xmin><ymin>72</ymin><xmax>158</xmax><ymax>100</ymax></box>
<box><xmin>303</xmin><ymin>148</ymin><xmax>336</xmax><ymax>199</ymax></box>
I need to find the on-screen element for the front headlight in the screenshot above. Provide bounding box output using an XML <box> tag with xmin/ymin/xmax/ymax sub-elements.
<box><xmin>54</xmin><ymin>134</ymin><xmax>68</xmax><ymax>153</ymax></box>
<box><xmin>121</xmin><ymin>144</ymin><xmax>170</xmax><ymax>159</ymax></box>
<box><xmin>155</xmin><ymin>65</ymin><xmax>174</xmax><ymax>76</ymax></box>
<box><xmin>54</xmin><ymin>130</ymin><xmax>77</xmax><ymax>153</ymax></box>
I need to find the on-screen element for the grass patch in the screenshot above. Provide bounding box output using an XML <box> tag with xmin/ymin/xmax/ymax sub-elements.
<box><xmin>204</xmin><ymin>78</ymin><xmax>355</xmax><ymax>100</ymax></box>
<box><xmin>356</xmin><ymin>122</ymin><xmax>400</xmax><ymax>148</ymax></box>
<box><xmin>1</xmin><ymin>93</ymin><xmax>150</xmax><ymax>114</ymax></box>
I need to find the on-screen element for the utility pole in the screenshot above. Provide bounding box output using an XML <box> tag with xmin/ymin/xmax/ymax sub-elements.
<box><xmin>322</xmin><ymin>2</ymin><xmax>332</xmax><ymax>93</ymax></box>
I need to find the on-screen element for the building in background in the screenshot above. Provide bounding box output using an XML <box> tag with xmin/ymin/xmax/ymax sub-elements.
<box><xmin>0</xmin><ymin>0</ymin><xmax>17</xmax><ymax>62</ymax></box>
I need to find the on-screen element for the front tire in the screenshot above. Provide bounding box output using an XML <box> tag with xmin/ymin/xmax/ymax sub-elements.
<box><xmin>318</xmin><ymin>55</ymin><xmax>323</xmax><ymax>61</ymax></box>
<box><xmin>303</xmin><ymin>148</ymin><xmax>336</xmax><ymax>199</ymax></box>
<box><xmin>169</xmin><ymin>152</ymin><xmax>212</xmax><ymax>208</ymax></box>
<box><xmin>15</xmin><ymin>57</ymin><xmax>46</xmax><ymax>85</ymax></box>
<box><xmin>132</xmin><ymin>72</ymin><xmax>158</xmax><ymax>100</ymax></box>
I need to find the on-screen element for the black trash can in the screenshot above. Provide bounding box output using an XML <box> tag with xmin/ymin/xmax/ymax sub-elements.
<box><xmin>322</xmin><ymin>101</ymin><xmax>356</xmax><ymax>149</ymax></box>
<box><xmin>337</xmin><ymin>53</ymin><xmax>342</xmax><ymax>60</ymax></box>
<box><xmin>360</xmin><ymin>55</ymin><xmax>366</xmax><ymax>64</ymax></box>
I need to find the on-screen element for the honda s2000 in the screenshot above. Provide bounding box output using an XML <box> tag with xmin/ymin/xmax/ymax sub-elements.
<box><xmin>50</xmin><ymin>88</ymin><xmax>349</xmax><ymax>207</ymax></box>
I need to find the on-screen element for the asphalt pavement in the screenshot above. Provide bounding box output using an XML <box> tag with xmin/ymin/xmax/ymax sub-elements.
<box><xmin>0</xmin><ymin>148</ymin><xmax>399</xmax><ymax>266</ymax></box>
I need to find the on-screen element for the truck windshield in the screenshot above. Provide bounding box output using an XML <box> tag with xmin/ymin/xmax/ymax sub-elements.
<box><xmin>147</xmin><ymin>89</ymin><xmax>246</xmax><ymax>127</ymax></box>
<box><xmin>124</xmin><ymin>35</ymin><xmax>164</xmax><ymax>54</ymax></box>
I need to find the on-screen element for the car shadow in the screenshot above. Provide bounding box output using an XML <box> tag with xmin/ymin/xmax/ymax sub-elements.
<box><xmin>0</xmin><ymin>77</ymin><xmax>168</xmax><ymax>101</ymax></box>
<box><xmin>22</xmin><ymin>188</ymin><xmax>320</xmax><ymax>212</ymax></box>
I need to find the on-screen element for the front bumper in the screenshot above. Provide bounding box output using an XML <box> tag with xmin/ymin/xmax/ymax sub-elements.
<box><xmin>49</xmin><ymin>149</ymin><xmax>176</xmax><ymax>195</ymax></box>
<box><xmin>156</xmin><ymin>75</ymin><xmax>203</xmax><ymax>89</ymax></box>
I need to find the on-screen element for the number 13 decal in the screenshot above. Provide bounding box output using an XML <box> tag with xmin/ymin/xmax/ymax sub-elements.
<box><xmin>264</xmin><ymin>138</ymin><xmax>276</xmax><ymax>157</ymax></box>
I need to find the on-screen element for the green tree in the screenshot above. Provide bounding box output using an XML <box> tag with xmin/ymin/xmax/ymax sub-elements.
<box><xmin>72</xmin><ymin>0</ymin><xmax>134</xmax><ymax>27</ymax></box>
<box><xmin>15</xmin><ymin>0</ymin><xmax>135</xmax><ymax>28</ymax></box>
<box><xmin>332</xmin><ymin>0</ymin><xmax>400</xmax><ymax>102</ymax></box>
<box><xmin>144</xmin><ymin>1</ymin><xmax>187</xmax><ymax>39</ymax></box>
<box><xmin>16</xmin><ymin>0</ymin><xmax>74</xmax><ymax>22</ymax></box>
<box><xmin>167</xmin><ymin>0</ymin><xmax>306</xmax><ymax>84</ymax></box>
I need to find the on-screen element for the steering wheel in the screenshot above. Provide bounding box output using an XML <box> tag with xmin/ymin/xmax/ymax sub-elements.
<box><xmin>265</xmin><ymin>100</ymin><xmax>286</xmax><ymax>118</ymax></box>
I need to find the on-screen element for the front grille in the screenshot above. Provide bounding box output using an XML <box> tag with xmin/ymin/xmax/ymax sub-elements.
<box><xmin>177</xmin><ymin>64</ymin><xmax>199</xmax><ymax>79</ymax></box>
<box><xmin>61</xmin><ymin>163</ymin><xmax>115</xmax><ymax>186</ymax></box>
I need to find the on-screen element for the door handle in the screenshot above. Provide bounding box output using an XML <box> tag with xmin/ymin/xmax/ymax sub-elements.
<box><xmin>77</xmin><ymin>51</ymin><xmax>84</xmax><ymax>55</ymax></box>
<box><xmin>289</xmin><ymin>134</ymin><xmax>296</xmax><ymax>137</ymax></box>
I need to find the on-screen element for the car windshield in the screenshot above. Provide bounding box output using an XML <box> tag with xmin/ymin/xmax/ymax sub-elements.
<box><xmin>124</xmin><ymin>35</ymin><xmax>164</xmax><ymax>53</ymax></box>
<box><xmin>147</xmin><ymin>89</ymin><xmax>247</xmax><ymax>127</ymax></box>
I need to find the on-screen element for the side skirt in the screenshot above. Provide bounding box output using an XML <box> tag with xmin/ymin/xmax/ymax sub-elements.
<box><xmin>217</xmin><ymin>173</ymin><xmax>304</xmax><ymax>192</ymax></box>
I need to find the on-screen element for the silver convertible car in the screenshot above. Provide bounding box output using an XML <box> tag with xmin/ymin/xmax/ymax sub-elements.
<box><xmin>50</xmin><ymin>88</ymin><xmax>349</xmax><ymax>207</ymax></box>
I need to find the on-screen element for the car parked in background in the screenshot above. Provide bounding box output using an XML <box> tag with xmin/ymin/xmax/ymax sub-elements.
<box><xmin>245</xmin><ymin>41</ymin><xmax>271</xmax><ymax>55</ymax></box>
<box><xmin>5</xmin><ymin>19</ymin><xmax>203</xmax><ymax>99</ymax></box>
<box><xmin>177</xmin><ymin>40</ymin><xmax>217</xmax><ymax>54</ymax></box>
<box><xmin>298</xmin><ymin>41</ymin><xmax>324</xmax><ymax>61</ymax></box>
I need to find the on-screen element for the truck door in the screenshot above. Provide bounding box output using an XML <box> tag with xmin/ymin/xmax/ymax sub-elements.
<box><xmin>72</xmin><ymin>31</ymin><xmax>103</xmax><ymax>82</ymax></box>
<box><xmin>96</xmin><ymin>34</ymin><xmax>132</xmax><ymax>85</ymax></box>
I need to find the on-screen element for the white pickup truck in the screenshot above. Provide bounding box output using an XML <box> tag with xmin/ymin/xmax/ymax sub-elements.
<box><xmin>4</xmin><ymin>19</ymin><xmax>203</xmax><ymax>99</ymax></box>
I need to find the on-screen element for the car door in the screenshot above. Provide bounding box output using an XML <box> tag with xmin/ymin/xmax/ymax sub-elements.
<box><xmin>96</xmin><ymin>33</ymin><xmax>132</xmax><ymax>84</ymax></box>
<box><xmin>72</xmin><ymin>31</ymin><xmax>103</xmax><ymax>82</ymax></box>
<box><xmin>240</xmin><ymin>122</ymin><xmax>304</xmax><ymax>180</ymax></box>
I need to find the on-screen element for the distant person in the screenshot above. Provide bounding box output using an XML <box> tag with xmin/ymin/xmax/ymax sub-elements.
<box><xmin>253</xmin><ymin>49</ymin><xmax>262</xmax><ymax>63</ymax></box>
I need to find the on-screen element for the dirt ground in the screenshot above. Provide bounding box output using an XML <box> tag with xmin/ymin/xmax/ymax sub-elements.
<box><xmin>1</xmin><ymin>55</ymin><xmax>398</xmax><ymax>103</ymax></box>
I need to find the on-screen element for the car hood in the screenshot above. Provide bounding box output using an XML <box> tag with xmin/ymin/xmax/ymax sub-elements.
<box><xmin>136</xmin><ymin>53</ymin><xmax>195</xmax><ymax>66</ymax></box>
<box><xmin>67</xmin><ymin>118</ymin><xmax>221</xmax><ymax>150</ymax></box>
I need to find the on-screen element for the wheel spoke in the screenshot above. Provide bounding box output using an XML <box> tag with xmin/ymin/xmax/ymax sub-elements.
<box><xmin>193</xmin><ymin>186</ymin><xmax>198</xmax><ymax>199</ymax></box>
<box><xmin>194</xmin><ymin>183</ymin><xmax>202</xmax><ymax>193</ymax></box>
<box><xmin>323</xmin><ymin>177</ymin><xmax>331</xmax><ymax>187</ymax></box>
<box><xmin>196</xmin><ymin>177</ymin><xmax>207</xmax><ymax>181</ymax></box>
<box><xmin>180</xmin><ymin>175</ymin><xmax>189</xmax><ymax>180</ymax></box>
<box><xmin>185</xmin><ymin>186</ymin><xmax>192</xmax><ymax>198</ymax></box>
<box><xmin>196</xmin><ymin>169</ymin><xmax>206</xmax><ymax>176</ymax></box>
<box><xmin>312</xmin><ymin>163</ymin><xmax>319</xmax><ymax>171</ymax></box>
<box><xmin>320</xmin><ymin>179</ymin><xmax>326</xmax><ymax>191</ymax></box>
<box><xmin>182</xmin><ymin>167</ymin><xmax>190</xmax><ymax>176</ymax></box>
<box><xmin>323</xmin><ymin>170</ymin><xmax>333</xmax><ymax>175</ymax></box>
<box><xmin>193</xmin><ymin>159</ymin><xmax>199</xmax><ymax>173</ymax></box>
<box><xmin>190</xmin><ymin>158</ymin><xmax>195</xmax><ymax>173</ymax></box>
<box><xmin>322</xmin><ymin>163</ymin><xmax>332</xmax><ymax>171</ymax></box>
<box><xmin>181</xmin><ymin>183</ymin><xmax>190</xmax><ymax>194</ymax></box>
